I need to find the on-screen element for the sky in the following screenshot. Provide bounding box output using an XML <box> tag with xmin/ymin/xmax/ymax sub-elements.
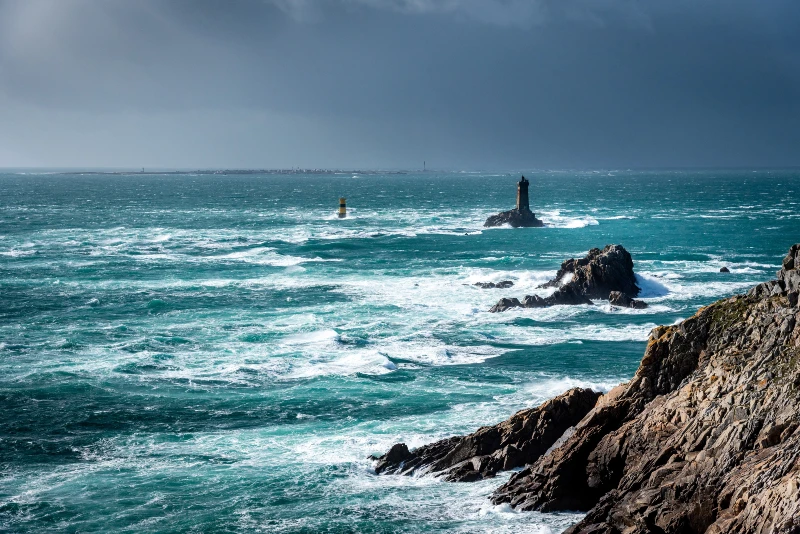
<box><xmin>0</xmin><ymin>0</ymin><xmax>799</xmax><ymax>170</ymax></box>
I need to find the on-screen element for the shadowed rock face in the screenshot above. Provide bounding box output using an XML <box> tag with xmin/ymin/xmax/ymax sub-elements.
<box><xmin>608</xmin><ymin>291</ymin><xmax>648</xmax><ymax>309</ymax></box>
<box><xmin>491</xmin><ymin>244</ymin><xmax>800</xmax><ymax>534</ymax></box>
<box><xmin>370</xmin><ymin>388</ymin><xmax>601</xmax><ymax>482</ymax></box>
<box><xmin>490</xmin><ymin>245</ymin><xmax>641</xmax><ymax>312</ymax></box>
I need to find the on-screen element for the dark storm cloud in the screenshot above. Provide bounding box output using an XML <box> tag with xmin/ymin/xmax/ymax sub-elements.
<box><xmin>0</xmin><ymin>0</ymin><xmax>798</xmax><ymax>168</ymax></box>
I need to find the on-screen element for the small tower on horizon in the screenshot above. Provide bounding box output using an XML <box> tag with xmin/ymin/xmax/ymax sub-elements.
<box><xmin>516</xmin><ymin>176</ymin><xmax>530</xmax><ymax>212</ymax></box>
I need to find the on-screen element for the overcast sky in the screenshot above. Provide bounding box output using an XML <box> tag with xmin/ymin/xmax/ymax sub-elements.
<box><xmin>0</xmin><ymin>0</ymin><xmax>798</xmax><ymax>169</ymax></box>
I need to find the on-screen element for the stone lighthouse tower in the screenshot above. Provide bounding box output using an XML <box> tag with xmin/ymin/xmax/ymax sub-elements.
<box><xmin>516</xmin><ymin>176</ymin><xmax>530</xmax><ymax>212</ymax></box>
<box><xmin>483</xmin><ymin>175</ymin><xmax>544</xmax><ymax>227</ymax></box>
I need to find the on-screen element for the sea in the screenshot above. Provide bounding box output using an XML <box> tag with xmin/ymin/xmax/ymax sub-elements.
<box><xmin>1</xmin><ymin>169</ymin><xmax>798</xmax><ymax>533</ymax></box>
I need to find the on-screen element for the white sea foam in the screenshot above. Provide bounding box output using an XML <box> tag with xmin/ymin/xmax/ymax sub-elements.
<box><xmin>637</xmin><ymin>272</ymin><xmax>755</xmax><ymax>301</ymax></box>
<box><xmin>282</xmin><ymin>329</ymin><xmax>340</xmax><ymax>346</ymax></box>
<box><xmin>286</xmin><ymin>351</ymin><xmax>397</xmax><ymax>379</ymax></box>
<box><xmin>0</xmin><ymin>248</ymin><xmax>36</xmax><ymax>257</ymax></box>
<box><xmin>539</xmin><ymin>210</ymin><xmax>599</xmax><ymax>229</ymax></box>
<box><xmin>499</xmin><ymin>323</ymin><xmax>657</xmax><ymax>346</ymax></box>
<box><xmin>635</xmin><ymin>273</ymin><xmax>671</xmax><ymax>298</ymax></box>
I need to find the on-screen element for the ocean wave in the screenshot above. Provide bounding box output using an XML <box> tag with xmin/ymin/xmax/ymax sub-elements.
<box><xmin>281</xmin><ymin>329</ymin><xmax>340</xmax><ymax>346</ymax></box>
<box><xmin>285</xmin><ymin>351</ymin><xmax>397</xmax><ymax>379</ymax></box>
<box><xmin>538</xmin><ymin>210</ymin><xmax>599</xmax><ymax>229</ymax></box>
<box><xmin>499</xmin><ymin>323</ymin><xmax>657</xmax><ymax>346</ymax></box>
<box><xmin>0</xmin><ymin>249</ymin><xmax>36</xmax><ymax>257</ymax></box>
<box><xmin>635</xmin><ymin>274</ymin><xmax>671</xmax><ymax>298</ymax></box>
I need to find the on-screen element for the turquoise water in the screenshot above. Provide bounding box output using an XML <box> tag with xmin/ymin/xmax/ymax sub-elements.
<box><xmin>1</xmin><ymin>170</ymin><xmax>798</xmax><ymax>533</ymax></box>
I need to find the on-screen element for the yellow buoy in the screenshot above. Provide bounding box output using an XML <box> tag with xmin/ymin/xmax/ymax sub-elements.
<box><xmin>338</xmin><ymin>197</ymin><xmax>347</xmax><ymax>218</ymax></box>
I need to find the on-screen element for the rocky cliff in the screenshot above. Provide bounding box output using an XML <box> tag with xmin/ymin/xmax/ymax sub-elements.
<box><xmin>374</xmin><ymin>244</ymin><xmax>800</xmax><ymax>533</ymax></box>
<box><xmin>493</xmin><ymin>243</ymin><xmax>800</xmax><ymax>533</ymax></box>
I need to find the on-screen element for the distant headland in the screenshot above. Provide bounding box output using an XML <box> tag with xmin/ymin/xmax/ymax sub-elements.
<box><xmin>54</xmin><ymin>169</ymin><xmax>409</xmax><ymax>176</ymax></box>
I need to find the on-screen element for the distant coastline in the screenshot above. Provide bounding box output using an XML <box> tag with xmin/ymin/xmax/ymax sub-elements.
<box><xmin>52</xmin><ymin>169</ymin><xmax>410</xmax><ymax>176</ymax></box>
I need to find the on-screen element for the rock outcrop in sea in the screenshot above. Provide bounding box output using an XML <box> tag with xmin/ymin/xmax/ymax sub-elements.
<box><xmin>483</xmin><ymin>209</ymin><xmax>544</xmax><ymax>228</ymax></box>
<box><xmin>375</xmin><ymin>243</ymin><xmax>800</xmax><ymax>533</ymax></box>
<box><xmin>490</xmin><ymin>244</ymin><xmax>646</xmax><ymax>312</ymax></box>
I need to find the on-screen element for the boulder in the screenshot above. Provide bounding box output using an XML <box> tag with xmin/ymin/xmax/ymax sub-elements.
<box><xmin>370</xmin><ymin>388</ymin><xmax>601</xmax><ymax>482</ymax></box>
<box><xmin>720</xmin><ymin>266</ymin><xmax>731</xmax><ymax>273</ymax></box>
<box><xmin>483</xmin><ymin>209</ymin><xmax>544</xmax><ymax>228</ymax></box>
<box><xmin>608</xmin><ymin>290</ymin><xmax>648</xmax><ymax>309</ymax></box>
<box><xmin>521</xmin><ymin>294</ymin><xmax>549</xmax><ymax>308</ymax></box>
<box><xmin>488</xmin><ymin>297</ymin><xmax>522</xmax><ymax>313</ymax></box>
<box><xmin>490</xmin><ymin>243</ymin><xmax>800</xmax><ymax>534</ymax></box>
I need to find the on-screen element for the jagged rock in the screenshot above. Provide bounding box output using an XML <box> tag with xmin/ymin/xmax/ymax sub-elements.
<box><xmin>490</xmin><ymin>243</ymin><xmax>800</xmax><ymax>533</ymax></box>
<box><xmin>489</xmin><ymin>297</ymin><xmax>522</xmax><ymax>312</ymax></box>
<box><xmin>492</xmin><ymin>287</ymin><xmax>594</xmax><ymax>313</ymax></box>
<box><xmin>522</xmin><ymin>294</ymin><xmax>549</xmax><ymax>308</ymax></box>
<box><xmin>782</xmin><ymin>243</ymin><xmax>799</xmax><ymax>271</ymax></box>
<box><xmin>720</xmin><ymin>266</ymin><xmax>731</xmax><ymax>273</ymax></box>
<box><xmin>539</xmin><ymin>245</ymin><xmax>640</xmax><ymax>299</ymax></box>
<box><xmin>373</xmin><ymin>443</ymin><xmax>411</xmax><ymax>474</ymax></box>
<box><xmin>474</xmin><ymin>280</ymin><xmax>514</xmax><ymax>289</ymax></box>
<box><xmin>483</xmin><ymin>208</ymin><xmax>544</xmax><ymax>228</ymax></box>
<box><xmin>608</xmin><ymin>291</ymin><xmax>648</xmax><ymax>309</ymax></box>
<box><xmin>490</xmin><ymin>245</ymin><xmax>641</xmax><ymax>312</ymax></box>
<box><xmin>547</xmin><ymin>285</ymin><xmax>594</xmax><ymax>306</ymax></box>
<box><xmin>370</xmin><ymin>388</ymin><xmax>601</xmax><ymax>482</ymax></box>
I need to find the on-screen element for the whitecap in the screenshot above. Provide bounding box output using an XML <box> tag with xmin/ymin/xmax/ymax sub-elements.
<box><xmin>286</xmin><ymin>351</ymin><xmax>397</xmax><ymax>379</ymax></box>
<box><xmin>635</xmin><ymin>273</ymin><xmax>671</xmax><ymax>297</ymax></box>
<box><xmin>282</xmin><ymin>329</ymin><xmax>340</xmax><ymax>346</ymax></box>
<box><xmin>539</xmin><ymin>210</ymin><xmax>600</xmax><ymax>229</ymax></box>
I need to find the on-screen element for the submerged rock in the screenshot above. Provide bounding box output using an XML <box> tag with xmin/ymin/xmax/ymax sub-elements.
<box><xmin>474</xmin><ymin>280</ymin><xmax>514</xmax><ymax>289</ymax></box>
<box><xmin>490</xmin><ymin>244</ymin><xmax>642</xmax><ymax>312</ymax></box>
<box><xmin>489</xmin><ymin>243</ymin><xmax>800</xmax><ymax>533</ymax></box>
<box><xmin>370</xmin><ymin>388</ymin><xmax>601</xmax><ymax>482</ymax></box>
<box><xmin>720</xmin><ymin>266</ymin><xmax>731</xmax><ymax>273</ymax></box>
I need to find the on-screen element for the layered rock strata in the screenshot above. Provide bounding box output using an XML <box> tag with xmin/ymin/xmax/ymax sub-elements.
<box><xmin>491</xmin><ymin>243</ymin><xmax>800</xmax><ymax>533</ymax></box>
<box><xmin>376</xmin><ymin>244</ymin><xmax>800</xmax><ymax>533</ymax></box>
<box><xmin>370</xmin><ymin>388</ymin><xmax>601</xmax><ymax>482</ymax></box>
